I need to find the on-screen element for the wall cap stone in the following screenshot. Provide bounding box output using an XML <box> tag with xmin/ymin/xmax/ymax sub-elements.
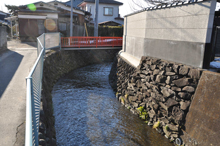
<box><xmin>124</xmin><ymin>0</ymin><xmax>209</xmax><ymax>17</ymax></box>
<box><xmin>118</xmin><ymin>51</ymin><xmax>140</xmax><ymax>68</ymax></box>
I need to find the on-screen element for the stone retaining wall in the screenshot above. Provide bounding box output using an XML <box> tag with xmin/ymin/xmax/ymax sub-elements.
<box><xmin>40</xmin><ymin>49</ymin><xmax>120</xmax><ymax>145</ymax></box>
<box><xmin>114</xmin><ymin>55</ymin><xmax>203</xmax><ymax>145</ymax></box>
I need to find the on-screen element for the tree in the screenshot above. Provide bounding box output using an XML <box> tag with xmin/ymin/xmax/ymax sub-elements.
<box><xmin>5</xmin><ymin>5</ymin><xmax>19</xmax><ymax>16</ymax></box>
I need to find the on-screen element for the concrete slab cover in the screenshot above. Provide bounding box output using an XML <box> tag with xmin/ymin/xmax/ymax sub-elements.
<box><xmin>184</xmin><ymin>71</ymin><xmax>220</xmax><ymax>146</ymax></box>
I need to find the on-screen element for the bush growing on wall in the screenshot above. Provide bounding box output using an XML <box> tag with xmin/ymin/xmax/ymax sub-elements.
<box><xmin>87</xmin><ymin>25</ymin><xmax>123</xmax><ymax>37</ymax></box>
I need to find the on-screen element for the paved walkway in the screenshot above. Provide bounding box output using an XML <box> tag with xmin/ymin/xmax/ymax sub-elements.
<box><xmin>0</xmin><ymin>40</ymin><xmax>37</xmax><ymax>146</ymax></box>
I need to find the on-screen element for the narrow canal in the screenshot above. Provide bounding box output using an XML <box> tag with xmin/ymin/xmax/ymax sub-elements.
<box><xmin>52</xmin><ymin>63</ymin><xmax>173</xmax><ymax>146</ymax></box>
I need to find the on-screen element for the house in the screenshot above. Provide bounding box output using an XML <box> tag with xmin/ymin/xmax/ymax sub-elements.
<box><xmin>0</xmin><ymin>11</ymin><xmax>11</xmax><ymax>25</ymax></box>
<box><xmin>17</xmin><ymin>1</ymin><xmax>89</xmax><ymax>41</ymax></box>
<box><xmin>66</xmin><ymin>0</ymin><xmax>124</xmax><ymax>26</ymax></box>
<box><xmin>65</xmin><ymin>0</ymin><xmax>84</xmax><ymax>9</ymax></box>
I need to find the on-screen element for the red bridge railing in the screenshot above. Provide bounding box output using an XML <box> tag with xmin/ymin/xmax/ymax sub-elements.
<box><xmin>61</xmin><ymin>37</ymin><xmax>123</xmax><ymax>48</ymax></box>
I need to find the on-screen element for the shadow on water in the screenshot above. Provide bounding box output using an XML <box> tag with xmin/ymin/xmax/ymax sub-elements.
<box><xmin>0</xmin><ymin>49</ymin><xmax>23</xmax><ymax>98</ymax></box>
<box><xmin>52</xmin><ymin>63</ymin><xmax>173</xmax><ymax>146</ymax></box>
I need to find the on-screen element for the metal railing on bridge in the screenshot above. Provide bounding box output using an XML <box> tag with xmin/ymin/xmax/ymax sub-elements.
<box><xmin>25</xmin><ymin>32</ymin><xmax>61</xmax><ymax>146</ymax></box>
<box><xmin>61</xmin><ymin>36</ymin><xmax>123</xmax><ymax>48</ymax></box>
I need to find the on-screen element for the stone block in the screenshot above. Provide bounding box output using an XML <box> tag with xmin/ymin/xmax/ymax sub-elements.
<box><xmin>165</xmin><ymin>98</ymin><xmax>179</xmax><ymax>109</ymax></box>
<box><xmin>165</xmin><ymin>76</ymin><xmax>171</xmax><ymax>85</ymax></box>
<box><xmin>182</xmin><ymin>86</ymin><xmax>195</xmax><ymax>93</ymax></box>
<box><xmin>188</xmin><ymin>68</ymin><xmax>202</xmax><ymax>79</ymax></box>
<box><xmin>128</xmin><ymin>96</ymin><xmax>137</xmax><ymax>102</ymax></box>
<box><xmin>155</xmin><ymin>75</ymin><xmax>166</xmax><ymax>83</ymax></box>
<box><xmin>178</xmin><ymin>92</ymin><xmax>191</xmax><ymax>100</ymax></box>
<box><xmin>165</xmin><ymin>72</ymin><xmax>176</xmax><ymax>76</ymax></box>
<box><xmin>167</xmin><ymin>124</ymin><xmax>179</xmax><ymax>132</ymax></box>
<box><xmin>153</xmin><ymin>69</ymin><xmax>160</xmax><ymax>75</ymax></box>
<box><xmin>161</xmin><ymin>87</ymin><xmax>175</xmax><ymax>98</ymax></box>
<box><xmin>179</xmin><ymin>66</ymin><xmax>189</xmax><ymax>76</ymax></box>
<box><xmin>180</xmin><ymin>101</ymin><xmax>190</xmax><ymax>111</ymax></box>
<box><xmin>171</xmin><ymin>87</ymin><xmax>181</xmax><ymax>92</ymax></box>
<box><xmin>173</xmin><ymin>78</ymin><xmax>190</xmax><ymax>87</ymax></box>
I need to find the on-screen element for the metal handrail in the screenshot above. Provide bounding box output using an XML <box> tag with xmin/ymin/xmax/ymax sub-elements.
<box><xmin>61</xmin><ymin>36</ymin><xmax>123</xmax><ymax>48</ymax></box>
<box><xmin>28</xmin><ymin>41</ymin><xmax>44</xmax><ymax>77</ymax></box>
<box><xmin>25</xmin><ymin>32</ymin><xmax>60</xmax><ymax>146</ymax></box>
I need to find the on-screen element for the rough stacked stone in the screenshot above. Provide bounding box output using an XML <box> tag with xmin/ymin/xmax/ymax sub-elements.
<box><xmin>116</xmin><ymin>56</ymin><xmax>203</xmax><ymax>142</ymax></box>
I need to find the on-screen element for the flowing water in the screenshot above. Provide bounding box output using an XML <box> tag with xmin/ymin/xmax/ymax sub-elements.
<box><xmin>52</xmin><ymin>63</ymin><xmax>173</xmax><ymax>146</ymax></box>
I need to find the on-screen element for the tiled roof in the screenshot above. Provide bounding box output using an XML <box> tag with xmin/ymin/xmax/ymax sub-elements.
<box><xmin>79</xmin><ymin>0</ymin><xmax>123</xmax><ymax>5</ymax></box>
<box><xmin>0</xmin><ymin>11</ymin><xmax>10</xmax><ymax>15</ymax></box>
<box><xmin>65</xmin><ymin>0</ymin><xmax>84</xmax><ymax>8</ymax></box>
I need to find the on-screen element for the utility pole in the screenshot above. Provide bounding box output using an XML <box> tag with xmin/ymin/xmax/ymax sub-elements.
<box><xmin>70</xmin><ymin>0</ymin><xmax>73</xmax><ymax>36</ymax></box>
<box><xmin>94</xmin><ymin>0</ymin><xmax>99</xmax><ymax>36</ymax></box>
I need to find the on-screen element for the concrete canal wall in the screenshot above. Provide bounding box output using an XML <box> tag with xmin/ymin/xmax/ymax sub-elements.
<box><xmin>40</xmin><ymin>49</ymin><xmax>120</xmax><ymax>145</ymax></box>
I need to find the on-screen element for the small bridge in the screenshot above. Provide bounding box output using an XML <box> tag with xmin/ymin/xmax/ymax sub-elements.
<box><xmin>61</xmin><ymin>36</ymin><xmax>123</xmax><ymax>50</ymax></box>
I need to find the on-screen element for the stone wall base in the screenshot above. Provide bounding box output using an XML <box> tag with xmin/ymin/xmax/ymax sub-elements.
<box><xmin>112</xmin><ymin>55</ymin><xmax>204</xmax><ymax>145</ymax></box>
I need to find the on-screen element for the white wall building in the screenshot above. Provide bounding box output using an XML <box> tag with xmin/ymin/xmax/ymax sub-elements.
<box><xmin>78</xmin><ymin>0</ymin><xmax>124</xmax><ymax>26</ymax></box>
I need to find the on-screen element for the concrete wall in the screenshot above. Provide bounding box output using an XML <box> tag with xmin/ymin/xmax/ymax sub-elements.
<box><xmin>0</xmin><ymin>26</ymin><xmax>7</xmax><ymax>52</ymax></box>
<box><xmin>123</xmin><ymin>0</ymin><xmax>216</xmax><ymax>68</ymax></box>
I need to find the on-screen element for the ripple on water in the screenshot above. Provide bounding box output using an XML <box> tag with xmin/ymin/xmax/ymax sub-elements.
<box><xmin>52</xmin><ymin>63</ymin><xmax>173</xmax><ymax>146</ymax></box>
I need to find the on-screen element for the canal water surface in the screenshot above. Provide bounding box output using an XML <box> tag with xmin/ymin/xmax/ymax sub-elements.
<box><xmin>52</xmin><ymin>63</ymin><xmax>173</xmax><ymax>146</ymax></box>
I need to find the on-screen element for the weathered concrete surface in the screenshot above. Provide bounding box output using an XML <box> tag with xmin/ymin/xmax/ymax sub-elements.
<box><xmin>0</xmin><ymin>40</ymin><xmax>37</xmax><ymax>146</ymax></box>
<box><xmin>0</xmin><ymin>26</ymin><xmax>7</xmax><ymax>52</ymax></box>
<box><xmin>182</xmin><ymin>71</ymin><xmax>220</xmax><ymax>146</ymax></box>
<box><xmin>123</xmin><ymin>0</ymin><xmax>216</xmax><ymax>68</ymax></box>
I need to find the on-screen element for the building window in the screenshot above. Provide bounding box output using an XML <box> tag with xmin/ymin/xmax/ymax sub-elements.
<box><xmin>104</xmin><ymin>7</ymin><xmax>113</xmax><ymax>16</ymax></box>
<box><xmin>59</xmin><ymin>22</ymin><xmax>66</xmax><ymax>31</ymax></box>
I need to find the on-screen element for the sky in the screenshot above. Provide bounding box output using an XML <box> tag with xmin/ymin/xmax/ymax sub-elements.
<box><xmin>0</xmin><ymin>0</ymin><xmax>219</xmax><ymax>17</ymax></box>
<box><xmin>0</xmin><ymin>0</ymin><xmax>146</xmax><ymax>17</ymax></box>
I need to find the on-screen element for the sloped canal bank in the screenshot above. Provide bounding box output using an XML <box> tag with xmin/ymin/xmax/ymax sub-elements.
<box><xmin>52</xmin><ymin>63</ymin><xmax>173</xmax><ymax>146</ymax></box>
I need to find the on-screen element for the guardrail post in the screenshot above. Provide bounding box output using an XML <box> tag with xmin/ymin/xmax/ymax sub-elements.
<box><xmin>25</xmin><ymin>77</ymin><xmax>33</xmax><ymax>146</ymax></box>
<box><xmin>96</xmin><ymin>37</ymin><xmax>98</xmax><ymax>48</ymax></box>
<box><xmin>59</xmin><ymin>32</ymin><xmax>61</xmax><ymax>51</ymax></box>
<box><xmin>43</xmin><ymin>33</ymin><xmax>45</xmax><ymax>49</ymax></box>
<box><xmin>113</xmin><ymin>37</ymin><xmax>114</xmax><ymax>48</ymax></box>
<box><xmin>31</xmin><ymin>79</ymin><xmax>39</xmax><ymax>146</ymax></box>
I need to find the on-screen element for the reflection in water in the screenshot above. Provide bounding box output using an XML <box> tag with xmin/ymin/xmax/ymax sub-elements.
<box><xmin>52</xmin><ymin>63</ymin><xmax>173</xmax><ymax>146</ymax></box>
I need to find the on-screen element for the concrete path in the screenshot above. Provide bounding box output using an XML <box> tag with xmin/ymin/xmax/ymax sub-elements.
<box><xmin>0</xmin><ymin>40</ymin><xmax>37</xmax><ymax>146</ymax></box>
